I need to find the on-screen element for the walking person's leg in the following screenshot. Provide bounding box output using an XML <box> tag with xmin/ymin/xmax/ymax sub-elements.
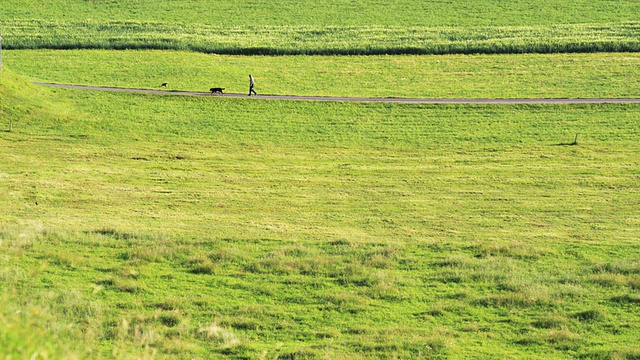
<box><xmin>248</xmin><ymin>74</ymin><xmax>256</xmax><ymax>96</ymax></box>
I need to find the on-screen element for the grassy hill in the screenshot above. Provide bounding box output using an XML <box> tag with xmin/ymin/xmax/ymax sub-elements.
<box><xmin>0</xmin><ymin>69</ymin><xmax>90</xmax><ymax>359</ymax></box>
<box><xmin>2</xmin><ymin>67</ymin><xmax>640</xmax><ymax>358</ymax></box>
<box><xmin>0</xmin><ymin>68</ymin><xmax>77</xmax><ymax>133</ymax></box>
<box><xmin>2</xmin><ymin>0</ymin><xmax>640</xmax><ymax>357</ymax></box>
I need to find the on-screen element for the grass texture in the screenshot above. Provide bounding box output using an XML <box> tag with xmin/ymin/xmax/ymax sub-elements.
<box><xmin>6</xmin><ymin>50</ymin><xmax>640</xmax><ymax>99</ymax></box>
<box><xmin>1</xmin><ymin>69</ymin><xmax>640</xmax><ymax>358</ymax></box>
<box><xmin>2</xmin><ymin>20</ymin><xmax>640</xmax><ymax>55</ymax></box>
<box><xmin>2</xmin><ymin>0</ymin><xmax>639</xmax><ymax>27</ymax></box>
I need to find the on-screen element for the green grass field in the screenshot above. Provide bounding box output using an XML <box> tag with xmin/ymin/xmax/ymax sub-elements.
<box><xmin>2</xmin><ymin>0</ymin><xmax>640</xmax><ymax>358</ymax></box>
<box><xmin>6</xmin><ymin>50</ymin><xmax>640</xmax><ymax>99</ymax></box>
<box><xmin>2</xmin><ymin>67</ymin><xmax>640</xmax><ymax>358</ymax></box>
<box><xmin>2</xmin><ymin>0</ymin><xmax>640</xmax><ymax>55</ymax></box>
<box><xmin>2</xmin><ymin>20</ymin><xmax>640</xmax><ymax>55</ymax></box>
<box><xmin>3</xmin><ymin>0</ymin><xmax>639</xmax><ymax>27</ymax></box>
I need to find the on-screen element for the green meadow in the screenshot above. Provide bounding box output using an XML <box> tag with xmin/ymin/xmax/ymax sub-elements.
<box><xmin>6</xmin><ymin>50</ymin><xmax>640</xmax><ymax>99</ymax></box>
<box><xmin>2</xmin><ymin>67</ymin><xmax>640</xmax><ymax>358</ymax></box>
<box><xmin>3</xmin><ymin>0</ymin><xmax>639</xmax><ymax>27</ymax></box>
<box><xmin>2</xmin><ymin>0</ymin><xmax>640</xmax><ymax>358</ymax></box>
<box><xmin>1</xmin><ymin>0</ymin><xmax>640</xmax><ymax>55</ymax></box>
<box><xmin>2</xmin><ymin>20</ymin><xmax>640</xmax><ymax>55</ymax></box>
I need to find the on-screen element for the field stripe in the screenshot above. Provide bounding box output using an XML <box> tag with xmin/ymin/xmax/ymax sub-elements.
<box><xmin>33</xmin><ymin>82</ymin><xmax>640</xmax><ymax>104</ymax></box>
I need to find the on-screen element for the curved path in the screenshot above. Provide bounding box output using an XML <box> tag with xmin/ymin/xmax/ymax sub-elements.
<box><xmin>34</xmin><ymin>82</ymin><xmax>640</xmax><ymax>104</ymax></box>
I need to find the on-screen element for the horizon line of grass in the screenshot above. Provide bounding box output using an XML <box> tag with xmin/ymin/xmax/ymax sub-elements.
<box><xmin>2</xmin><ymin>20</ymin><xmax>640</xmax><ymax>55</ymax></box>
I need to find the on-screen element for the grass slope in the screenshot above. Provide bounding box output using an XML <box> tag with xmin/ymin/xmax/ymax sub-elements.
<box><xmin>0</xmin><ymin>69</ymin><xmax>90</xmax><ymax>359</ymax></box>
<box><xmin>6</xmin><ymin>50</ymin><xmax>640</xmax><ymax>99</ymax></box>
<box><xmin>2</xmin><ymin>69</ymin><xmax>640</xmax><ymax>358</ymax></box>
<box><xmin>0</xmin><ymin>68</ymin><xmax>77</xmax><ymax>132</ymax></box>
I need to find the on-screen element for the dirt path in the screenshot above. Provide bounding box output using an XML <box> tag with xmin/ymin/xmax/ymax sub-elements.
<box><xmin>34</xmin><ymin>82</ymin><xmax>640</xmax><ymax>104</ymax></box>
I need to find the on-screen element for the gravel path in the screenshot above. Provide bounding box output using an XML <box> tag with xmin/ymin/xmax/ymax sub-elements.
<box><xmin>34</xmin><ymin>82</ymin><xmax>640</xmax><ymax>104</ymax></box>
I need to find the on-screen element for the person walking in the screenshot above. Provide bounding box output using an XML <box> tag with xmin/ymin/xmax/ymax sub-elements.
<box><xmin>248</xmin><ymin>74</ymin><xmax>257</xmax><ymax>96</ymax></box>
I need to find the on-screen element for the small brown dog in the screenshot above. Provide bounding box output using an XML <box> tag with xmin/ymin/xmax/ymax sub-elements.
<box><xmin>210</xmin><ymin>87</ymin><xmax>225</xmax><ymax>95</ymax></box>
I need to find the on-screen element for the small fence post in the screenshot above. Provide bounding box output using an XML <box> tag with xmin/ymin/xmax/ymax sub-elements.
<box><xmin>1</xmin><ymin>30</ymin><xmax>5</xmax><ymax>131</ymax></box>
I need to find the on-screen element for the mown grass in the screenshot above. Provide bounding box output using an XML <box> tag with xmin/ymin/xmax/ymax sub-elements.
<box><xmin>1</xmin><ymin>69</ymin><xmax>639</xmax><ymax>358</ymax></box>
<box><xmin>2</xmin><ymin>0</ymin><xmax>639</xmax><ymax>27</ymax></box>
<box><xmin>6</xmin><ymin>50</ymin><xmax>640</xmax><ymax>99</ymax></box>
<box><xmin>2</xmin><ymin>20</ymin><xmax>640</xmax><ymax>55</ymax></box>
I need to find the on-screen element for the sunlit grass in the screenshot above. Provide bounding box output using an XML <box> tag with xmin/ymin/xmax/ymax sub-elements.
<box><xmin>3</xmin><ymin>0</ymin><xmax>640</xmax><ymax>356</ymax></box>
<box><xmin>2</xmin><ymin>69</ymin><xmax>639</xmax><ymax>357</ymax></box>
<box><xmin>2</xmin><ymin>0</ymin><xmax>640</xmax><ymax>27</ymax></box>
<box><xmin>6</xmin><ymin>50</ymin><xmax>640</xmax><ymax>99</ymax></box>
<box><xmin>2</xmin><ymin>20</ymin><xmax>640</xmax><ymax>55</ymax></box>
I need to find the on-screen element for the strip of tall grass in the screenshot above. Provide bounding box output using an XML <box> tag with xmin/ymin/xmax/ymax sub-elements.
<box><xmin>2</xmin><ymin>20</ymin><xmax>640</xmax><ymax>55</ymax></box>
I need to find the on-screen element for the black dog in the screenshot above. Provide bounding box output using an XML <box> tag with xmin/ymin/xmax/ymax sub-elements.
<box><xmin>210</xmin><ymin>87</ymin><xmax>225</xmax><ymax>95</ymax></box>
<box><xmin>160</xmin><ymin>83</ymin><xmax>168</xmax><ymax>87</ymax></box>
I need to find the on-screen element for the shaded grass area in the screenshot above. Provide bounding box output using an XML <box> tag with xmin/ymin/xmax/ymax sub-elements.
<box><xmin>6</xmin><ymin>50</ymin><xmax>640</xmax><ymax>99</ymax></box>
<box><xmin>1</xmin><ymin>20</ymin><xmax>640</xmax><ymax>55</ymax></box>
<box><xmin>1</xmin><ymin>72</ymin><xmax>640</xmax><ymax>357</ymax></box>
